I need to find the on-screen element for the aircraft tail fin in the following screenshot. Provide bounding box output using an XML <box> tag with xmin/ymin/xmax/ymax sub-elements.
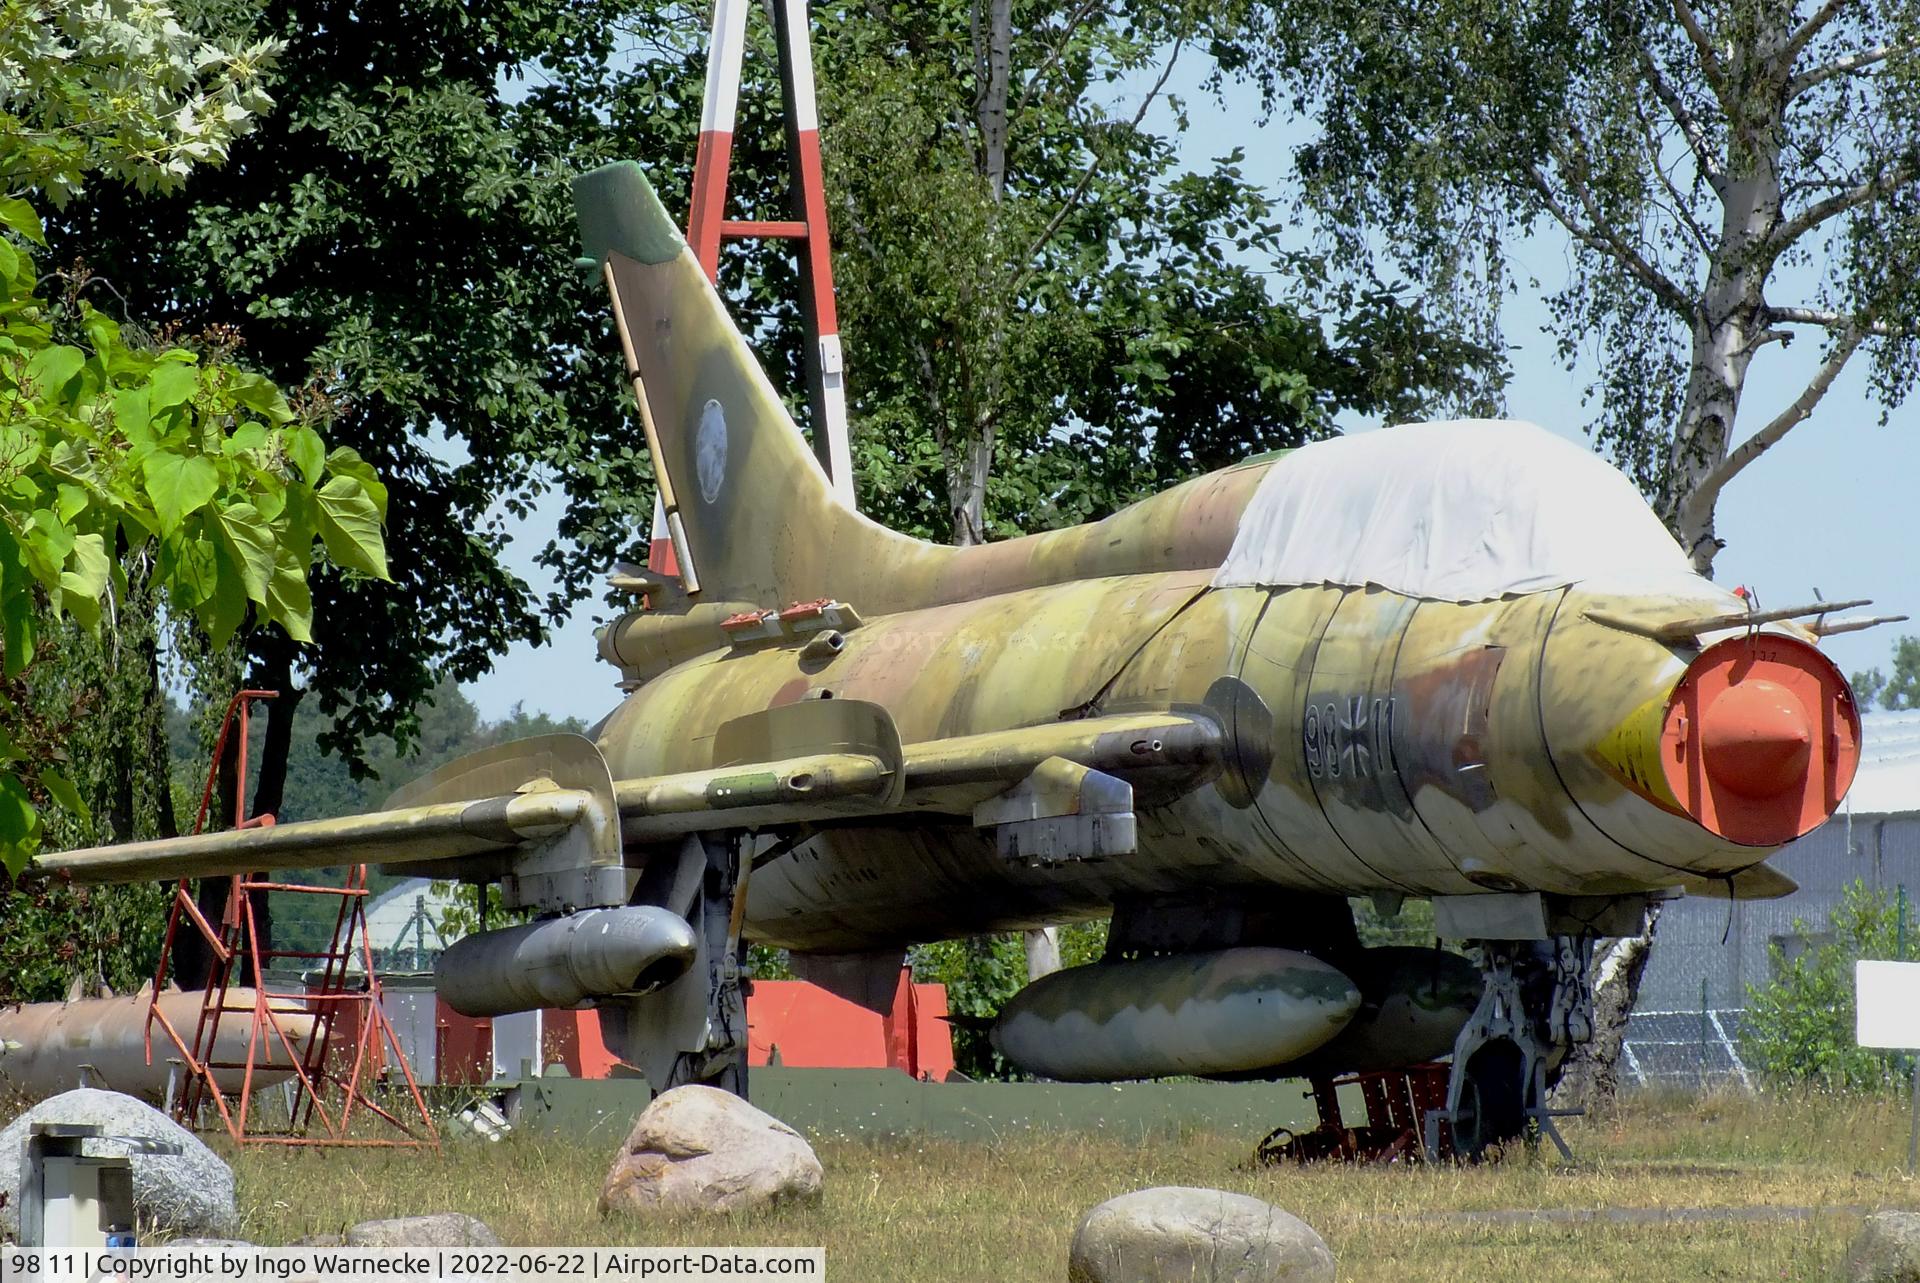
<box><xmin>574</xmin><ymin>162</ymin><xmax>919</xmax><ymax>605</ymax></box>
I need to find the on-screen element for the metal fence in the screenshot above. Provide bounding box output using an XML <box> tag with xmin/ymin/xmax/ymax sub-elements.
<box><xmin>1619</xmin><ymin>1008</ymin><xmax>1753</xmax><ymax>1091</ymax></box>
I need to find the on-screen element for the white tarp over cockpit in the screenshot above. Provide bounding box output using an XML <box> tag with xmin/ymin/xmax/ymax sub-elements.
<box><xmin>1212</xmin><ymin>419</ymin><xmax>1697</xmax><ymax>602</ymax></box>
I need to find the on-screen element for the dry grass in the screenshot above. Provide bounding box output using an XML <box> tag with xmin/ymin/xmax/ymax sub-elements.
<box><xmin>219</xmin><ymin>1089</ymin><xmax>1918</xmax><ymax>1282</ymax></box>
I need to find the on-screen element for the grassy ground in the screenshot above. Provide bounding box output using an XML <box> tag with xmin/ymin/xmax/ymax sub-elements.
<box><xmin>209</xmin><ymin>1089</ymin><xmax>1919</xmax><ymax>1281</ymax></box>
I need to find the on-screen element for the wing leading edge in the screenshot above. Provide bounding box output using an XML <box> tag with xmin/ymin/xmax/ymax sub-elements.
<box><xmin>39</xmin><ymin>703</ymin><xmax>1225</xmax><ymax>896</ymax></box>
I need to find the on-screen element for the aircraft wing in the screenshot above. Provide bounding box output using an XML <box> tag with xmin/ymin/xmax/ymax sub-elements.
<box><xmin>37</xmin><ymin>701</ymin><xmax>1224</xmax><ymax>897</ymax></box>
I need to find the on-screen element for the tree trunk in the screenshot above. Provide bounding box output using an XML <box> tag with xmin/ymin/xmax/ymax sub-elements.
<box><xmin>248</xmin><ymin>637</ymin><xmax>301</xmax><ymax>823</ymax></box>
<box><xmin>950</xmin><ymin>432</ymin><xmax>994</xmax><ymax>546</ymax></box>
<box><xmin>1023</xmin><ymin>927</ymin><xmax>1061</xmax><ymax>981</ymax></box>
<box><xmin>975</xmin><ymin>0</ymin><xmax>1011</xmax><ymax>200</ymax></box>
<box><xmin>1553</xmin><ymin>904</ymin><xmax>1660</xmax><ymax>1113</ymax></box>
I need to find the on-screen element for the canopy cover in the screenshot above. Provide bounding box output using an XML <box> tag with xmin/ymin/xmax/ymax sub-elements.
<box><xmin>1212</xmin><ymin>420</ymin><xmax>1696</xmax><ymax>601</ymax></box>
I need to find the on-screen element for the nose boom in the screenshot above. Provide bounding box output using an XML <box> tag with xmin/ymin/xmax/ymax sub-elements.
<box><xmin>1660</xmin><ymin>633</ymin><xmax>1860</xmax><ymax>846</ymax></box>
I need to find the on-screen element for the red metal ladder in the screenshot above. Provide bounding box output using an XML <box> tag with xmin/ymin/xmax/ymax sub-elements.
<box><xmin>147</xmin><ymin>690</ymin><xmax>438</xmax><ymax>1148</ymax></box>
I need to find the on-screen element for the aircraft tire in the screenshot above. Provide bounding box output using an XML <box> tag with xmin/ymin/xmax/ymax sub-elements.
<box><xmin>1454</xmin><ymin>1039</ymin><xmax>1527</xmax><ymax>1161</ymax></box>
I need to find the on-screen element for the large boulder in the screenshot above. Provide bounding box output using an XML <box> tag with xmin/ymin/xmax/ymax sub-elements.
<box><xmin>600</xmin><ymin>1086</ymin><xmax>823</xmax><ymax>1217</ymax></box>
<box><xmin>0</xmin><ymin>1089</ymin><xmax>235</xmax><ymax>1240</ymax></box>
<box><xmin>345</xmin><ymin>1215</ymin><xmax>501</xmax><ymax>1247</ymax></box>
<box><xmin>1068</xmin><ymin>1187</ymin><xmax>1334</xmax><ymax>1283</ymax></box>
<box><xmin>1849</xmin><ymin>1212</ymin><xmax>1920</xmax><ymax>1283</ymax></box>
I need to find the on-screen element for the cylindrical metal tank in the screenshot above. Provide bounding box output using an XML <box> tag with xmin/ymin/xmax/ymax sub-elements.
<box><xmin>0</xmin><ymin>988</ymin><xmax>316</xmax><ymax>1102</ymax></box>
<box><xmin>990</xmin><ymin>946</ymin><xmax>1361</xmax><ymax>1082</ymax></box>
<box><xmin>1280</xmin><ymin>946</ymin><xmax>1482</xmax><ymax>1075</ymax></box>
<box><xmin>435</xmin><ymin>905</ymin><xmax>697</xmax><ymax>1018</ymax></box>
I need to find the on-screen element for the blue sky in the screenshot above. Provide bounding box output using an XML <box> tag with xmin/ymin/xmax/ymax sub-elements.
<box><xmin>465</xmin><ymin>58</ymin><xmax>1917</xmax><ymax>725</ymax></box>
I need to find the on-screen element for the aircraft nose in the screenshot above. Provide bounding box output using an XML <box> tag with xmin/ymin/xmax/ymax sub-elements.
<box><xmin>1699</xmin><ymin>679</ymin><xmax>1813</xmax><ymax>798</ymax></box>
<box><xmin>1661</xmin><ymin>633</ymin><xmax>1859</xmax><ymax>846</ymax></box>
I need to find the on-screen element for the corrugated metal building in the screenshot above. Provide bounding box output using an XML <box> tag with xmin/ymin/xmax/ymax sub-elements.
<box><xmin>1627</xmin><ymin>709</ymin><xmax>1920</xmax><ymax>1086</ymax></box>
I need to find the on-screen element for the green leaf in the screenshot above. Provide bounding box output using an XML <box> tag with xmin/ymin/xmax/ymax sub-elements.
<box><xmin>222</xmin><ymin>421</ymin><xmax>269</xmax><ymax>455</ymax></box>
<box><xmin>0</xmin><ymin>772</ymin><xmax>40</xmax><ymax>877</ymax></box>
<box><xmin>205</xmin><ymin>540</ymin><xmax>250</xmax><ymax>645</ymax></box>
<box><xmin>26</xmin><ymin>345</ymin><xmax>84</xmax><ymax>395</ymax></box>
<box><xmin>0</xmin><ymin>426</ymin><xmax>41</xmax><ymax>473</ymax></box>
<box><xmin>0</xmin><ymin>198</ymin><xmax>46</xmax><ymax>245</ymax></box>
<box><xmin>114</xmin><ymin>386</ymin><xmax>153</xmax><ymax>446</ymax></box>
<box><xmin>37</xmin><ymin>768</ymin><xmax>88</xmax><ymax>819</ymax></box>
<box><xmin>149</xmin><ymin>360</ymin><xmax>199</xmax><ymax>411</ymax></box>
<box><xmin>0</xmin><ymin>581</ymin><xmax>32</xmax><ymax>677</ymax></box>
<box><xmin>267</xmin><ymin>542</ymin><xmax>313</xmax><ymax>642</ymax></box>
<box><xmin>168</xmin><ymin>533</ymin><xmax>220</xmax><ymax>607</ymax></box>
<box><xmin>315</xmin><ymin>476</ymin><xmax>390</xmax><ymax>578</ymax></box>
<box><xmin>229</xmin><ymin>373</ymin><xmax>293</xmax><ymax>423</ymax></box>
<box><xmin>212</xmin><ymin>501</ymin><xmax>274</xmax><ymax>602</ymax></box>
<box><xmin>58</xmin><ymin>532</ymin><xmax>109</xmax><ymax>627</ymax></box>
<box><xmin>324</xmin><ymin>447</ymin><xmax>388</xmax><ymax>520</ymax></box>
<box><xmin>0</xmin><ymin>239</ymin><xmax>18</xmax><ymax>285</ymax></box>
<box><xmin>142</xmin><ymin>452</ymin><xmax>220</xmax><ymax>535</ymax></box>
<box><xmin>288</xmin><ymin>425</ymin><xmax>326</xmax><ymax>484</ymax></box>
<box><xmin>55</xmin><ymin>484</ymin><xmax>87</xmax><ymax>523</ymax></box>
<box><xmin>22</xmin><ymin>510</ymin><xmax>74</xmax><ymax>582</ymax></box>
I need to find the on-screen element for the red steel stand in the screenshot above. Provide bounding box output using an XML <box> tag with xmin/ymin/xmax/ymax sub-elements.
<box><xmin>1257</xmin><ymin>1063</ymin><xmax>1454</xmax><ymax>1165</ymax></box>
<box><xmin>147</xmin><ymin>691</ymin><xmax>437</xmax><ymax>1148</ymax></box>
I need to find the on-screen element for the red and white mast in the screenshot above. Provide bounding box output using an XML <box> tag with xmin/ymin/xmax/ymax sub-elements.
<box><xmin>651</xmin><ymin>0</ymin><xmax>854</xmax><ymax>578</ymax></box>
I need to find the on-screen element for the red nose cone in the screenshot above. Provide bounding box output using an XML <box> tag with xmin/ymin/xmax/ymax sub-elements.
<box><xmin>1661</xmin><ymin>633</ymin><xmax>1860</xmax><ymax>846</ymax></box>
<box><xmin>1699</xmin><ymin>680</ymin><xmax>1813</xmax><ymax>798</ymax></box>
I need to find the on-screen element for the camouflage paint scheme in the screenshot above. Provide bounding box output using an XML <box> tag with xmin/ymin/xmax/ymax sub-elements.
<box><xmin>990</xmin><ymin>947</ymin><xmax>1362</xmax><ymax>1081</ymax></box>
<box><xmin>570</xmin><ymin>163</ymin><xmax>1844</xmax><ymax>947</ymax></box>
<box><xmin>40</xmin><ymin>162</ymin><xmax>1863</xmax><ymax>1089</ymax></box>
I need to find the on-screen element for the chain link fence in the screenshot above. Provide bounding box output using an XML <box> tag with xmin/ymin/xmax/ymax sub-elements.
<box><xmin>1620</xmin><ymin>1008</ymin><xmax>1753</xmax><ymax>1090</ymax></box>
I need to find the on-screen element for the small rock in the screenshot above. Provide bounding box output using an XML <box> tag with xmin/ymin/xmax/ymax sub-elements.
<box><xmin>1848</xmin><ymin>1211</ymin><xmax>1920</xmax><ymax>1283</ymax></box>
<box><xmin>600</xmin><ymin>1085</ymin><xmax>823</xmax><ymax>1217</ymax></box>
<box><xmin>345</xmin><ymin>1215</ymin><xmax>501</xmax><ymax>1247</ymax></box>
<box><xmin>0</xmin><ymin>1089</ymin><xmax>236</xmax><ymax>1239</ymax></box>
<box><xmin>155</xmin><ymin>1240</ymin><xmax>253</xmax><ymax>1252</ymax></box>
<box><xmin>1068</xmin><ymin>1187</ymin><xmax>1334</xmax><ymax>1283</ymax></box>
<box><xmin>290</xmin><ymin>1234</ymin><xmax>345</xmax><ymax>1248</ymax></box>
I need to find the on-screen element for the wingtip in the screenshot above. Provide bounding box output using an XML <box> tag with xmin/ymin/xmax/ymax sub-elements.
<box><xmin>573</xmin><ymin>160</ymin><xmax>685</xmax><ymax>269</ymax></box>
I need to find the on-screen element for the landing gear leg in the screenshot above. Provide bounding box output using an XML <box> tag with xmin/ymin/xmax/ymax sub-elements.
<box><xmin>600</xmin><ymin>833</ymin><xmax>750</xmax><ymax>1098</ymax></box>
<box><xmin>1431</xmin><ymin>936</ymin><xmax>1593</xmax><ymax>1161</ymax></box>
<box><xmin>661</xmin><ymin>833</ymin><xmax>750</xmax><ymax>1095</ymax></box>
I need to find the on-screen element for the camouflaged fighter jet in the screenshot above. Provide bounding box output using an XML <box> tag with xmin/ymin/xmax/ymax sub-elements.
<box><xmin>44</xmin><ymin>161</ymin><xmax>1892</xmax><ymax>1155</ymax></box>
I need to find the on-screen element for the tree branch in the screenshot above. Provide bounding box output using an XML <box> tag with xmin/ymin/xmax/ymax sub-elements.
<box><xmin>1629</xmin><ymin>94</ymin><xmax>1715</xmax><ymax>253</ymax></box>
<box><xmin>1528</xmin><ymin>148</ymin><xmax>1696</xmax><ymax>317</ymax></box>
<box><xmin>1767</xmin><ymin>304</ymin><xmax>1911</xmax><ymax>337</ymax></box>
<box><xmin>1690</xmin><ymin>322</ymin><xmax>1867</xmax><ymax>512</ymax></box>
<box><xmin>1782</xmin><ymin>0</ymin><xmax>1853</xmax><ymax>71</ymax></box>
<box><xmin>1637</xmin><ymin>41</ymin><xmax>1723</xmax><ymax>184</ymax></box>
<box><xmin>1013</xmin><ymin>0</ymin><xmax>1105</xmax><ymax>118</ymax></box>
<box><xmin>1789</xmin><ymin>42</ymin><xmax>1912</xmax><ymax>99</ymax></box>
<box><xmin>1011</xmin><ymin>35</ymin><xmax>1185</xmax><ymax>294</ymax></box>
<box><xmin>1671</xmin><ymin>0</ymin><xmax>1725</xmax><ymax>89</ymax></box>
<box><xmin>1769</xmin><ymin>155</ymin><xmax>1920</xmax><ymax>254</ymax></box>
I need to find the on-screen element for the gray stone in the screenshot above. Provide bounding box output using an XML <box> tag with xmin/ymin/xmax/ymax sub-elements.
<box><xmin>290</xmin><ymin>1234</ymin><xmax>345</xmax><ymax>1248</ymax></box>
<box><xmin>1068</xmin><ymin>1187</ymin><xmax>1334</xmax><ymax>1283</ymax></box>
<box><xmin>0</xmin><ymin>1089</ymin><xmax>235</xmax><ymax>1239</ymax></box>
<box><xmin>1848</xmin><ymin>1212</ymin><xmax>1920</xmax><ymax>1283</ymax></box>
<box><xmin>600</xmin><ymin>1085</ymin><xmax>823</xmax><ymax>1217</ymax></box>
<box><xmin>344</xmin><ymin>1215</ymin><xmax>501</xmax><ymax>1247</ymax></box>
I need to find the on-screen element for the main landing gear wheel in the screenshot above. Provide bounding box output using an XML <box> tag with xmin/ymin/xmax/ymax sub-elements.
<box><xmin>1452</xmin><ymin>1040</ymin><xmax>1526</xmax><ymax>1161</ymax></box>
<box><xmin>1437</xmin><ymin>936</ymin><xmax>1594</xmax><ymax>1162</ymax></box>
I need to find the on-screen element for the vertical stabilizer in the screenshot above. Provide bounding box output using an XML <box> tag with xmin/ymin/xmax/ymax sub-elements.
<box><xmin>574</xmin><ymin>162</ymin><xmax>921</xmax><ymax>606</ymax></box>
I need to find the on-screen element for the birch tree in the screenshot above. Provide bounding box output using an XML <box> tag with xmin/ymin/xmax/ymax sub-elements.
<box><xmin>1228</xmin><ymin>0</ymin><xmax>1920</xmax><ymax>573</ymax></box>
